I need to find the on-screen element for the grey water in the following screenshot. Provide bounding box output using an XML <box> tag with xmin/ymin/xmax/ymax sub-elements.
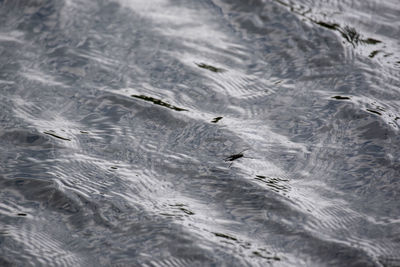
<box><xmin>0</xmin><ymin>0</ymin><xmax>399</xmax><ymax>266</ymax></box>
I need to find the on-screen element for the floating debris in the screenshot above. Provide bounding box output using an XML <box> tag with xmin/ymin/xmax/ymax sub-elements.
<box><xmin>178</xmin><ymin>207</ymin><xmax>194</xmax><ymax>215</ymax></box>
<box><xmin>131</xmin><ymin>94</ymin><xmax>187</xmax><ymax>112</ymax></box>
<box><xmin>164</xmin><ymin>204</ymin><xmax>195</xmax><ymax>216</ymax></box>
<box><xmin>213</xmin><ymin>232</ymin><xmax>238</xmax><ymax>241</ymax></box>
<box><xmin>195</xmin><ymin>63</ymin><xmax>226</xmax><ymax>73</ymax></box>
<box><xmin>339</xmin><ymin>26</ymin><xmax>360</xmax><ymax>47</ymax></box>
<box><xmin>17</xmin><ymin>213</ymin><xmax>27</xmax><ymax>216</ymax></box>
<box><xmin>316</xmin><ymin>21</ymin><xmax>339</xmax><ymax>30</ymax></box>
<box><xmin>224</xmin><ymin>149</ymin><xmax>251</xmax><ymax>167</ymax></box>
<box><xmin>274</xmin><ymin>1</ymin><xmax>384</xmax><ymax>50</ymax></box>
<box><xmin>211</xmin><ymin>116</ymin><xmax>223</xmax><ymax>123</ymax></box>
<box><xmin>255</xmin><ymin>175</ymin><xmax>290</xmax><ymax>193</ymax></box>
<box><xmin>337</xmin><ymin>26</ymin><xmax>381</xmax><ymax>47</ymax></box>
<box><xmin>224</xmin><ymin>151</ymin><xmax>245</xmax><ymax>162</ymax></box>
<box><xmin>369</xmin><ymin>50</ymin><xmax>381</xmax><ymax>58</ymax></box>
<box><xmin>362</xmin><ymin>38</ymin><xmax>382</xmax><ymax>45</ymax></box>
<box><xmin>252</xmin><ymin>251</ymin><xmax>281</xmax><ymax>261</ymax></box>
<box><xmin>43</xmin><ymin>131</ymin><xmax>71</xmax><ymax>141</ymax></box>
<box><xmin>366</xmin><ymin>109</ymin><xmax>382</xmax><ymax>116</ymax></box>
<box><xmin>331</xmin><ymin>96</ymin><xmax>350</xmax><ymax>100</ymax></box>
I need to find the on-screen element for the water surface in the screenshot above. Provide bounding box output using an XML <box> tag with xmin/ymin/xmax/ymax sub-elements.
<box><xmin>1</xmin><ymin>0</ymin><xmax>400</xmax><ymax>266</ymax></box>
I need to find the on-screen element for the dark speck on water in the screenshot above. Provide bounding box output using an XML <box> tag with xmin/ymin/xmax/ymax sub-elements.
<box><xmin>179</xmin><ymin>207</ymin><xmax>195</xmax><ymax>215</ymax></box>
<box><xmin>369</xmin><ymin>50</ymin><xmax>381</xmax><ymax>58</ymax></box>
<box><xmin>213</xmin><ymin>233</ymin><xmax>238</xmax><ymax>241</ymax></box>
<box><xmin>43</xmin><ymin>131</ymin><xmax>71</xmax><ymax>141</ymax></box>
<box><xmin>332</xmin><ymin>96</ymin><xmax>351</xmax><ymax>100</ymax></box>
<box><xmin>366</xmin><ymin>109</ymin><xmax>382</xmax><ymax>116</ymax></box>
<box><xmin>195</xmin><ymin>63</ymin><xmax>226</xmax><ymax>73</ymax></box>
<box><xmin>224</xmin><ymin>151</ymin><xmax>246</xmax><ymax>162</ymax></box>
<box><xmin>211</xmin><ymin>116</ymin><xmax>223</xmax><ymax>123</ymax></box>
<box><xmin>362</xmin><ymin>38</ymin><xmax>382</xmax><ymax>45</ymax></box>
<box><xmin>131</xmin><ymin>94</ymin><xmax>187</xmax><ymax>111</ymax></box>
<box><xmin>315</xmin><ymin>21</ymin><xmax>340</xmax><ymax>30</ymax></box>
<box><xmin>252</xmin><ymin>251</ymin><xmax>281</xmax><ymax>261</ymax></box>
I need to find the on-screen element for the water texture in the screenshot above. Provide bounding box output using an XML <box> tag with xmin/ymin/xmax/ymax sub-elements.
<box><xmin>0</xmin><ymin>0</ymin><xmax>399</xmax><ymax>266</ymax></box>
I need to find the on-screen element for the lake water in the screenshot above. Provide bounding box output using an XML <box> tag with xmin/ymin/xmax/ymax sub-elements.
<box><xmin>1</xmin><ymin>0</ymin><xmax>400</xmax><ymax>266</ymax></box>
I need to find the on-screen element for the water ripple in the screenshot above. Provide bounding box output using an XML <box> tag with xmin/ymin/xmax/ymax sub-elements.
<box><xmin>1</xmin><ymin>0</ymin><xmax>399</xmax><ymax>265</ymax></box>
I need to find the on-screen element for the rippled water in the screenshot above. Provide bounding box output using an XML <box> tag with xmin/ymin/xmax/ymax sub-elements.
<box><xmin>1</xmin><ymin>0</ymin><xmax>400</xmax><ymax>266</ymax></box>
